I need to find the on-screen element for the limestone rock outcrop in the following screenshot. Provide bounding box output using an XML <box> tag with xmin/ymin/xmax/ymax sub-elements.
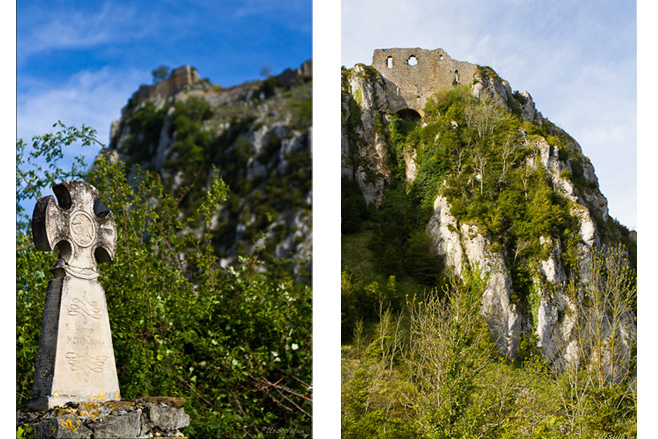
<box><xmin>341</xmin><ymin>64</ymin><xmax>391</xmax><ymax>205</ymax></box>
<box><xmin>426</xmin><ymin>195</ymin><xmax>522</xmax><ymax>357</ymax></box>
<box><xmin>107</xmin><ymin>62</ymin><xmax>312</xmax><ymax>270</ymax></box>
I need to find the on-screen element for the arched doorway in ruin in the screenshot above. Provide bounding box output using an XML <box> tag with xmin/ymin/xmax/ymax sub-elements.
<box><xmin>396</xmin><ymin>108</ymin><xmax>421</xmax><ymax>123</ymax></box>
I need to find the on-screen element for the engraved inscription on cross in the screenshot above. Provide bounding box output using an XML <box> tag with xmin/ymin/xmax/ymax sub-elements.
<box><xmin>28</xmin><ymin>180</ymin><xmax>121</xmax><ymax>410</ymax></box>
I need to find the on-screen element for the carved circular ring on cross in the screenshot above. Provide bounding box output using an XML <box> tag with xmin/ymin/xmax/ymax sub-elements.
<box><xmin>69</xmin><ymin>210</ymin><xmax>96</xmax><ymax>248</ymax></box>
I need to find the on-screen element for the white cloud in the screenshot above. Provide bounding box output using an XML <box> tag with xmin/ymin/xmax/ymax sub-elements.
<box><xmin>18</xmin><ymin>67</ymin><xmax>146</xmax><ymax>164</ymax></box>
<box><xmin>16</xmin><ymin>66</ymin><xmax>148</xmax><ymax>217</ymax></box>
<box><xmin>17</xmin><ymin>2</ymin><xmax>155</xmax><ymax>64</ymax></box>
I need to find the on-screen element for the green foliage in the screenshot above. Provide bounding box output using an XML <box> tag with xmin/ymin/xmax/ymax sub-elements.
<box><xmin>16</xmin><ymin>122</ymin><xmax>96</xmax><ymax>224</ymax></box>
<box><xmin>17</xmin><ymin>125</ymin><xmax>311</xmax><ymax>438</ymax></box>
<box><xmin>16</xmin><ymin>425</ymin><xmax>33</xmax><ymax>439</ymax></box>
<box><xmin>506</xmin><ymin>90</ymin><xmax>529</xmax><ymax>119</ymax></box>
<box><xmin>386</xmin><ymin>113</ymin><xmax>417</xmax><ymax>179</ymax></box>
<box><xmin>404</xmin><ymin>278</ymin><xmax>497</xmax><ymax>438</ymax></box>
<box><xmin>341</xmin><ymin>177</ymin><xmax>368</xmax><ymax>234</ymax></box>
<box><xmin>512</xmin><ymin>90</ymin><xmax>528</xmax><ymax>105</ymax></box>
<box><xmin>559</xmin><ymin>167</ymin><xmax>572</xmax><ymax>180</ymax></box>
<box><xmin>516</xmin><ymin>332</ymin><xmax>541</xmax><ymax>365</ymax></box>
<box><xmin>293</xmin><ymin>98</ymin><xmax>312</xmax><ymax>128</ymax></box>
<box><xmin>345</xmin><ymin>94</ymin><xmax>362</xmax><ymax>138</ymax></box>
<box><xmin>368</xmin><ymin>185</ymin><xmax>443</xmax><ymax>288</ymax></box>
<box><xmin>340</xmin><ymin>271</ymin><xmax>390</xmax><ymax>343</ymax></box>
<box><xmin>342</xmin><ymin>343</ymin><xmax>420</xmax><ymax>439</ymax></box>
<box><xmin>119</xmin><ymin>100</ymin><xmax>169</xmax><ymax>165</ymax></box>
<box><xmin>16</xmin><ymin>230</ymin><xmax>55</xmax><ymax>404</ymax></box>
<box><xmin>342</xmin><ymin>272</ymin><xmax>520</xmax><ymax>439</ymax></box>
<box><xmin>423</xmin><ymin>85</ymin><xmax>474</xmax><ymax>119</ymax></box>
<box><xmin>342</xmin><ymin>257</ymin><xmax>637</xmax><ymax>436</ymax></box>
<box><xmin>414</xmin><ymin>87</ymin><xmax>583</xmax><ymax>305</ymax></box>
<box><xmin>170</xmin><ymin>96</ymin><xmax>216</xmax><ymax>176</ymax></box>
<box><xmin>151</xmin><ymin>65</ymin><xmax>170</xmax><ymax>83</ymax></box>
<box><xmin>476</xmin><ymin>65</ymin><xmax>502</xmax><ymax>82</ymax></box>
<box><xmin>261</xmin><ymin>75</ymin><xmax>280</xmax><ymax>97</ymax></box>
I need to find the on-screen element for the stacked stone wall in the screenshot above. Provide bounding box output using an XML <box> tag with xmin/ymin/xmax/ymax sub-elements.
<box><xmin>18</xmin><ymin>399</ymin><xmax>190</xmax><ymax>438</ymax></box>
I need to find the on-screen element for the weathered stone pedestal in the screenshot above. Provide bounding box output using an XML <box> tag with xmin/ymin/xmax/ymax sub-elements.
<box><xmin>17</xmin><ymin>397</ymin><xmax>190</xmax><ymax>439</ymax></box>
<box><xmin>28</xmin><ymin>275</ymin><xmax>121</xmax><ymax>410</ymax></box>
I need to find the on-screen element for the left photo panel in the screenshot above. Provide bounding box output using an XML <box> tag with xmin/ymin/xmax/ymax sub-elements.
<box><xmin>16</xmin><ymin>1</ymin><xmax>313</xmax><ymax>438</ymax></box>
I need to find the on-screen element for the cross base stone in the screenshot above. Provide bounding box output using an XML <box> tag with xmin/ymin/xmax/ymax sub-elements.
<box><xmin>17</xmin><ymin>398</ymin><xmax>190</xmax><ymax>439</ymax></box>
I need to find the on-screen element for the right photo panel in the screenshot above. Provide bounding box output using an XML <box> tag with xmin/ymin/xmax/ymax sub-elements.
<box><xmin>340</xmin><ymin>2</ymin><xmax>637</xmax><ymax>437</ymax></box>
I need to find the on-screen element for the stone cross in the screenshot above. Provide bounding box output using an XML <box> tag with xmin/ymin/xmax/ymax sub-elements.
<box><xmin>28</xmin><ymin>180</ymin><xmax>121</xmax><ymax>410</ymax></box>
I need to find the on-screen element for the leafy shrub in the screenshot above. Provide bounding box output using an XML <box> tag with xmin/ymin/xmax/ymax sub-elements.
<box><xmin>368</xmin><ymin>185</ymin><xmax>440</xmax><ymax>288</ymax></box>
<box><xmin>341</xmin><ymin>177</ymin><xmax>368</xmax><ymax>234</ymax></box>
<box><xmin>17</xmin><ymin>125</ymin><xmax>312</xmax><ymax>438</ymax></box>
<box><xmin>512</xmin><ymin>90</ymin><xmax>528</xmax><ymax>105</ymax></box>
<box><xmin>341</xmin><ymin>271</ymin><xmax>383</xmax><ymax>343</ymax></box>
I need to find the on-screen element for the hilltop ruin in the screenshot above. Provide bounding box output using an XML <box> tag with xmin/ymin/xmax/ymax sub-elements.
<box><xmin>371</xmin><ymin>48</ymin><xmax>477</xmax><ymax>118</ymax></box>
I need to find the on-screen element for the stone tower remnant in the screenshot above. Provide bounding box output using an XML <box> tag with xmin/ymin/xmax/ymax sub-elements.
<box><xmin>130</xmin><ymin>65</ymin><xmax>201</xmax><ymax>104</ymax></box>
<box><xmin>28</xmin><ymin>180</ymin><xmax>120</xmax><ymax>410</ymax></box>
<box><xmin>371</xmin><ymin>48</ymin><xmax>478</xmax><ymax>116</ymax></box>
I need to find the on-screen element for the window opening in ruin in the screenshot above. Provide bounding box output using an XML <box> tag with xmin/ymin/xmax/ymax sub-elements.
<box><xmin>439</xmin><ymin>55</ymin><xmax>444</xmax><ymax>61</ymax></box>
<box><xmin>387</xmin><ymin>57</ymin><xmax>393</xmax><ymax>68</ymax></box>
<box><xmin>455</xmin><ymin>70</ymin><xmax>459</xmax><ymax>83</ymax></box>
<box><xmin>408</xmin><ymin>55</ymin><xmax>418</xmax><ymax>66</ymax></box>
<box><xmin>396</xmin><ymin>86</ymin><xmax>400</xmax><ymax>96</ymax></box>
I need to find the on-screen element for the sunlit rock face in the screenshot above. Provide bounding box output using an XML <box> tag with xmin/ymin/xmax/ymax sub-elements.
<box><xmin>108</xmin><ymin>62</ymin><xmax>312</xmax><ymax>270</ymax></box>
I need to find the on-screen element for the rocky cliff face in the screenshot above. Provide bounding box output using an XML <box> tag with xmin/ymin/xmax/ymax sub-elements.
<box><xmin>342</xmin><ymin>51</ymin><xmax>636</xmax><ymax>369</ymax></box>
<box><xmin>108</xmin><ymin>62</ymin><xmax>312</xmax><ymax>272</ymax></box>
<box><xmin>341</xmin><ymin>64</ymin><xmax>391</xmax><ymax>205</ymax></box>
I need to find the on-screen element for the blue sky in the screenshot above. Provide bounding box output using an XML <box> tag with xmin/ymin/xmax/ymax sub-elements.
<box><xmin>17</xmin><ymin>0</ymin><xmax>312</xmax><ymax>168</ymax></box>
<box><xmin>342</xmin><ymin>0</ymin><xmax>638</xmax><ymax>230</ymax></box>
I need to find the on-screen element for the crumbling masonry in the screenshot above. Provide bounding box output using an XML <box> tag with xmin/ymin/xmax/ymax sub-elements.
<box><xmin>131</xmin><ymin>65</ymin><xmax>201</xmax><ymax>102</ymax></box>
<box><xmin>371</xmin><ymin>48</ymin><xmax>478</xmax><ymax>117</ymax></box>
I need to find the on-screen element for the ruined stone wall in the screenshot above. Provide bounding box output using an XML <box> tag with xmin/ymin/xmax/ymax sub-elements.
<box><xmin>169</xmin><ymin>65</ymin><xmax>201</xmax><ymax>90</ymax></box>
<box><xmin>132</xmin><ymin>65</ymin><xmax>201</xmax><ymax>102</ymax></box>
<box><xmin>372</xmin><ymin>48</ymin><xmax>478</xmax><ymax>114</ymax></box>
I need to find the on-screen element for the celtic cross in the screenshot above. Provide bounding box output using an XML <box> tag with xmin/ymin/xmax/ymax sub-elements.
<box><xmin>32</xmin><ymin>180</ymin><xmax>117</xmax><ymax>278</ymax></box>
<box><xmin>28</xmin><ymin>181</ymin><xmax>121</xmax><ymax>410</ymax></box>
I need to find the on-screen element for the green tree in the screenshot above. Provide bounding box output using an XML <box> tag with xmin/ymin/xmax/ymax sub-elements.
<box><xmin>402</xmin><ymin>268</ymin><xmax>497</xmax><ymax>438</ymax></box>
<box><xmin>259</xmin><ymin>65</ymin><xmax>272</xmax><ymax>78</ymax></box>
<box><xmin>152</xmin><ymin>65</ymin><xmax>170</xmax><ymax>83</ymax></box>
<box><xmin>556</xmin><ymin>244</ymin><xmax>637</xmax><ymax>436</ymax></box>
